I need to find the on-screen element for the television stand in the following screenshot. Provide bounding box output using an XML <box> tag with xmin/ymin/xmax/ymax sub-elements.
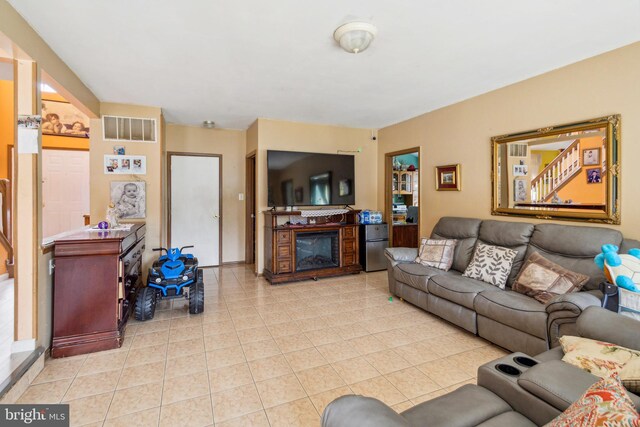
<box><xmin>263</xmin><ymin>210</ymin><xmax>362</xmax><ymax>284</ymax></box>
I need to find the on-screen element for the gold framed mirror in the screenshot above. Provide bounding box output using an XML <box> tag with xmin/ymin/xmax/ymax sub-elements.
<box><xmin>491</xmin><ymin>115</ymin><xmax>620</xmax><ymax>224</ymax></box>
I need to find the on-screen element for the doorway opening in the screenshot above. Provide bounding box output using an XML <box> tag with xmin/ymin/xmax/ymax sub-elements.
<box><xmin>385</xmin><ymin>148</ymin><xmax>420</xmax><ymax>248</ymax></box>
<box><xmin>245</xmin><ymin>152</ymin><xmax>256</xmax><ymax>269</ymax></box>
<box><xmin>168</xmin><ymin>153</ymin><xmax>222</xmax><ymax>267</ymax></box>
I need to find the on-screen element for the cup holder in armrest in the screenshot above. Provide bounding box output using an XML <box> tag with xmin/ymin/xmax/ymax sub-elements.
<box><xmin>495</xmin><ymin>364</ymin><xmax>522</xmax><ymax>377</ymax></box>
<box><xmin>513</xmin><ymin>356</ymin><xmax>538</xmax><ymax>368</ymax></box>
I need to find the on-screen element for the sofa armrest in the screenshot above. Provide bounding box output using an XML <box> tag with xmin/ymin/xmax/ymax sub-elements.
<box><xmin>546</xmin><ymin>290</ymin><xmax>602</xmax><ymax>347</ymax></box>
<box><xmin>321</xmin><ymin>395</ymin><xmax>409</xmax><ymax>427</ymax></box>
<box><xmin>384</xmin><ymin>248</ymin><xmax>418</xmax><ymax>264</ymax></box>
<box><xmin>517</xmin><ymin>360</ymin><xmax>599</xmax><ymax>411</ymax></box>
<box><xmin>576</xmin><ymin>306</ymin><xmax>640</xmax><ymax>350</ymax></box>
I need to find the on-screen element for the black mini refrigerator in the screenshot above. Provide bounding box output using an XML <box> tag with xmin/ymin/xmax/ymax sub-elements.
<box><xmin>359</xmin><ymin>223</ymin><xmax>389</xmax><ymax>272</ymax></box>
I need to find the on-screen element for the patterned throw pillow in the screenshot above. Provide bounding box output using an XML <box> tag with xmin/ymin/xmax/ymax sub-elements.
<box><xmin>559</xmin><ymin>336</ymin><xmax>640</xmax><ymax>378</ymax></box>
<box><xmin>512</xmin><ymin>252</ymin><xmax>590</xmax><ymax>304</ymax></box>
<box><xmin>545</xmin><ymin>376</ymin><xmax>640</xmax><ymax>427</ymax></box>
<box><xmin>415</xmin><ymin>238</ymin><xmax>457</xmax><ymax>271</ymax></box>
<box><xmin>463</xmin><ymin>243</ymin><xmax>517</xmax><ymax>288</ymax></box>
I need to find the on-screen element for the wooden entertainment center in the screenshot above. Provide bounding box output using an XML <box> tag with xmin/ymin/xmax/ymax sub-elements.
<box><xmin>263</xmin><ymin>210</ymin><xmax>362</xmax><ymax>284</ymax></box>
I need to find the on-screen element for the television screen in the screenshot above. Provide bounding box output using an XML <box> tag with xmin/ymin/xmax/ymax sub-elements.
<box><xmin>267</xmin><ymin>150</ymin><xmax>355</xmax><ymax>207</ymax></box>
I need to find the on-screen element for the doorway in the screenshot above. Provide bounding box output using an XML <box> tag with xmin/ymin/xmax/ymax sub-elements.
<box><xmin>42</xmin><ymin>148</ymin><xmax>90</xmax><ymax>238</ymax></box>
<box><xmin>245</xmin><ymin>152</ymin><xmax>256</xmax><ymax>266</ymax></box>
<box><xmin>385</xmin><ymin>148</ymin><xmax>421</xmax><ymax>248</ymax></box>
<box><xmin>168</xmin><ymin>153</ymin><xmax>222</xmax><ymax>267</ymax></box>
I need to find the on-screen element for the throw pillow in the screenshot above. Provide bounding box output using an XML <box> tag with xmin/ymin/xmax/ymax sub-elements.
<box><xmin>545</xmin><ymin>376</ymin><xmax>640</xmax><ymax>427</ymax></box>
<box><xmin>560</xmin><ymin>335</ymin><xmax>640</xmax><ymax>378</ymax></box>
<box><xmin>415</xmin><ymin>238</ymin><xmax>457</xmax><ymax>271</ymax></box>
<box><xmin>620</xmin><ymin>357</ymin><xmax>640</xmax><ymax>394</ymax></box>
<box><xmin>463</xmin><ymin>243</ymin><xmax>517</xmax><ymax>289</ymax></box>
<box><xmin>512</xmin><ymin>252</ymin><xmax>590</xmax><ymax>304</ymax></box>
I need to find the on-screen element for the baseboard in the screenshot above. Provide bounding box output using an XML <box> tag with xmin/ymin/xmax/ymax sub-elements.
<box><xmin>221</xmin><ymin>260</ymin><xmax>246</xmax><ymax>266</ymax></box>
<box><xmin>0</xmin><ymin>273</ymin><xmax>8</xmax><ymax>281</ymax></box>
<box><xmin>11</xmin><ymin>339</ymin><xmax>36</xmax><ymax>353</ymax></box>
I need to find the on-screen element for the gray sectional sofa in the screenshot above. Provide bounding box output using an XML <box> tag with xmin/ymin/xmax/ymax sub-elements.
<box><xmin>385</xmin><ymin>217</ymin><xmax>640</xmax><ymax>355</ymax></box>
<box><xmin>321</xmin><ymin>307</ymin><xmax>640</xmax><ymax>427</ymax></box>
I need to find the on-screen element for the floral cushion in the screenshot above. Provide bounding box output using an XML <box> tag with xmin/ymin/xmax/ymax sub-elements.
<box><xmin>545</xmin><ymin>376</ymin><xmax>640</xmax><ymax>427</ymax></box>
<box><xmin>560</xmin><ymin>336</ymin><xmax>640</xmax><ymax>378</ymax></box>
<box><xmin>415</xmin><ymin>238</ymin><xmax>457</xmax><ymax>271</ymax></box>
<box><xmin>463</xmin><ymin>243</ymin><xmax>517</xmax><ymax>289</ymax></box>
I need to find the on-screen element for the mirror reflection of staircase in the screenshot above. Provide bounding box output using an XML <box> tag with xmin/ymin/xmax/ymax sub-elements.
<box><xmin>0</xmin><ymin>179</ymin><xmax>13</xmax><ymax>278</ymax></box>
<box><xmin>531</xmin><ymin>140</ymin><xmax>582</xmax><ymax>202</ymax></box>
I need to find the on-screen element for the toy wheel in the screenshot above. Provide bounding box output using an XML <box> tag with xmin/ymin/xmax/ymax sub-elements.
<box><xmin>189</xmin><ymin>270</ymin><xmax>204</xmax><ymax>314</ymax></box>
<box><xmin>135</xmin><ymin>286</ymin><xmax>156</xmax><ymax>321</ymax></box>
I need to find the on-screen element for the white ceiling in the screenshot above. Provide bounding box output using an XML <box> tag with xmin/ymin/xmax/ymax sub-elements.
<box><xmin>8</xmin><ymin>0</ymin><xmax>640</xmax><ymax>130</ymax></box>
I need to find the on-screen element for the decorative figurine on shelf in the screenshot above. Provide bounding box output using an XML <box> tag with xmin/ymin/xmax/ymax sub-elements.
<box><xmin>97</xmin><ymin>221</ymin><xmax>109</xmax><ymax>230</ymax></box>
<box><xmin>106</xmin><ymin>202</ymin><xmax>120</xmax><ymax>228</ymax></box>
<box><xmin>551</xmin><ymin>192</ymin><xmax>562</xmax><ymax>204</ymax></box>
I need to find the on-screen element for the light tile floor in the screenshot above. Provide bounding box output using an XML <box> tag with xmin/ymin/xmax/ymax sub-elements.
<box><xmin>17</xmin><ymin>266</ymin><xmax>509</xmax><ymax>426</ymax></box>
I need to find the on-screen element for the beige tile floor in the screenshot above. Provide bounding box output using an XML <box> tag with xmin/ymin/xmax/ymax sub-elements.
<box><xmin>18</xmin><ymin>266</ymin><xmax>509</xmax><ymax>426</ymax></box>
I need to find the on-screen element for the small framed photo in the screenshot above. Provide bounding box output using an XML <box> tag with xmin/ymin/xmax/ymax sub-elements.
<box><xmin>113</xmin><ymin>145</ymin><xmax>125</xmax><ymax>155</ymax></box>
<box><xmin>435</xmin><ymin>164</ymin><xmax>461</xmax><ymax>191</ymax></box>
<box><xmin>586</xmin><ymin>167</ymin><xmax>602</xmax><ymax>184</ymax></box>
<box><xmin>583</xmin><ymin>148</ymin><xmax>600</xmax><ymax>166</ymax></box>
<box><xmin>104</xmin><ymin>155</ymin><xmax>146</xmax><ymax>174</ymax></box>
<box><xmin>513</xmin><ymin>164</ymin><xmax>528</xmax><ymax>176</ymax></box>
<box><xmin>294</xmin><ymin>187</ymin><xmax>303</xmax><ymax>203</ymax></box>
<box><xmin>110</xmin><ymin>181</ymin><xmax>146</xmax><ymax>219</ymax></box>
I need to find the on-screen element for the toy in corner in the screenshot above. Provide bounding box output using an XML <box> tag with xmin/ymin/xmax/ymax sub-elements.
<box><xmin>134</xmin><ymin>246</ymin><xmax>204</xmax><ymax>321</ymax></box>
<box><xmin>595</xmin><ymin>244</ymin><xmax>640</xmax><ymax>320</ymax></box>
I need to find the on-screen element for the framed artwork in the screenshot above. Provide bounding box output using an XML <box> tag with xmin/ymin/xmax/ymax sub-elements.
<box><xmin>513</xmin><ymin>164</ymin><xmax>528</xmax><ymax>176</ymax></box>
<box><xmin>110</xmin><ymin>181</ymin><xmax>146</xmax><ymax>219</ymax></box>
<box><xmin>294</xmin><ymin>187</ymin><xmax>303</xmax><ymax>203</ymax></box>
<box><xmin>583</xmin><ymin>148</ymin><xmax>600</xmax><ymax>166</ymax></box>
<box><xmin>435</xmin><ymin>164</ymin><xmax>461</xmax><ymax>191</ymax></box>
<box><xmin>42</xmin><ymin>99</ymin><xmax>90</xmax><ymax>138</ymax></box>
<box><xmin>339</xmin><ymin>179</ymin><xmax>352</xmax><ymax>196</ymax></box>
<box><xmin>514</xmin><ymin>178</ymin><xmax>527</xmax><ymax>202</ymax></box>
<box><xmin>104</xmin><ymin>155</ymin><xmax>146</xmax><ymax>174</ymax></box>
<box><xmin>586</xmin><ymin>167</ymin><xmax>602</xmax><ymax>184</ymax></box>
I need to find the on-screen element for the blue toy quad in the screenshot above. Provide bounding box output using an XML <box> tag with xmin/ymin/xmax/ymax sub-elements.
<box><xmin>134</xmin><ymin>246</ymin><xmax>204</xmax><ymax>321</ymax></box>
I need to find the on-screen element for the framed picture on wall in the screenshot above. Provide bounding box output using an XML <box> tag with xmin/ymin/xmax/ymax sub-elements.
<box><xmin>42</xmin><ymin>99</ymin><xmax>90</xmax><ymax>138</ymax></box>
<box><xmin>514</xmin><ymin>178</ymin><xmax>527</xmax><ymax>202</ymax></box>
<box><xmin>110</xmin><ymin>181</ymin><xmax>146</xmax><ymax>219</ymax></box>
<box><xmin>586</xmin><ymin>167</ymin><xmax>602</xmax><ymax>184</ymax></box>
<box><xmin>583</xmin><ymin>148</ymin><xmax>600</xmax><ymax>166</ymax></box>
<box><xmin>104</xmin><ymin>155</ymin><xmax>146</xmax><ymax>174</ymax></box>
<box><xmin>435</xmin><ymin>164</ymin><xmax>461</xmax><ymax>191</ymax></box>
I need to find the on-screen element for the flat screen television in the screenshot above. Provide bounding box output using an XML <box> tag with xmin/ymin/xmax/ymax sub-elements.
<box><xmin>267</xmin><ymin>150</ymin><xmax>355</xmax><ymax>207</ymax></box>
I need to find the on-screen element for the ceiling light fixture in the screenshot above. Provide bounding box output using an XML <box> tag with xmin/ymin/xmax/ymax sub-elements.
<box><xmin>333</xmin><ymin>21</ymin><xmax>378</xmax><ymax>54</ymax></box>
<box><xmin>202</xmin><ymin>120</ymin><xmax>215</xmax><ymax>128</ymax></box>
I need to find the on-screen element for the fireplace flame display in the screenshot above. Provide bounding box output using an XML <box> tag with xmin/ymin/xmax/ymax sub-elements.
<box><xmin>295</xmin><ymin>231</ymin><xmax>340</xmax><ymax>272</ymax></box>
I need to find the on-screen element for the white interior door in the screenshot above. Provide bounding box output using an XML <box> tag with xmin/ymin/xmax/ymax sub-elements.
<box><xmin>42</xmin><ymin>149</ymin><xmax>90</xmax><ymax>238</ymax></box>
<box><xmin>170</xmin><ymin>155</ymin><xmax>220</xmax><ymax>266</ymax></box>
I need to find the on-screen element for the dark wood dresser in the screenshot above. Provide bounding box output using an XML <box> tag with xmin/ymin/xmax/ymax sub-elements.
<box><xmin>52</xmin><ymin>224</ymin><xmax>145</xmax><ymax>357</ymax></box>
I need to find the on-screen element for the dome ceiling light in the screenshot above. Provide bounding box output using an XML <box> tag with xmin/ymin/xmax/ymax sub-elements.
<box><xmin>333</xmin><ymin>21</ymin><xmax>378</xmax><ymax>54</ymax></box>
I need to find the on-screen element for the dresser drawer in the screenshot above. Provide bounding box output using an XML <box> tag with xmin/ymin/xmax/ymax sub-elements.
<box><xmin>343</xmin><ymin>253</ymin><xmax>355</xmax><ymax>266</ymax></box>
<box><xmin>343</xmin><ymin>239</ymin><xmax>355</xmax><ymax>254</ymax></box>
<box><xmin>277</xmin><ymin>244</ymin><xmax>291</xmax><ymax>259</ymax></box>
<box><xmin>277</xmin><ymin>260</ymin><xmax>291</xmax><ymax>273</ymax></box>
<box><xmin>277</xmin><ymin>231</ymin><xmax>291</xmax><ymax>244</ymax></box>
<box><xmin>343</xmin><ymin>226</ymin><xmax>356</xmax><ymax>239</ymax></box>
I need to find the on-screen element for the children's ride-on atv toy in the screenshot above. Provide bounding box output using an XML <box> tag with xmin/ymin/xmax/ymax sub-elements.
<box><xmin>134</xmin><ymin>246</ymin><xmax>204</xmax><ymax>321</ymax></box>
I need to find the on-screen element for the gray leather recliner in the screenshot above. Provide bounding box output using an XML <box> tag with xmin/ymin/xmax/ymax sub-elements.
<box><xmin>385</xmin><ymin>217</ymin><xmax>640</xmax><ymax>355</ymax></box>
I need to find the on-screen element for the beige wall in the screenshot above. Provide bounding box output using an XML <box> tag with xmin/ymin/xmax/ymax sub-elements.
<box><xmin>90</xmin><ymin>103</ymin><xmax>164</xmax><ymax>271</ymax></box>
<box><xmin>0</xmin><ymin>0</ymin><xmax>99</xmax><ymax>117</ymax></box>
<box><xmin>378</xmin><ymin>42</ymin><xmax>640</xmax><ymax>239</ymax></box>
<box><xmin>165</xmin><ymin>124</ymin><xmax>247</xmax><ymax>263</ymax></box>
<box><xmin>253</xmin><ymin>118</ymin><xmax>377</xmax><ymax>273</ymax></box>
